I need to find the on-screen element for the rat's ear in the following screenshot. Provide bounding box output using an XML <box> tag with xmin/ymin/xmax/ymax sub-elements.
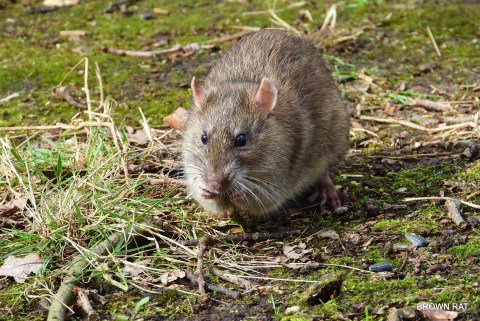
<box><xmin>191</xmin><ymin>76</ymin><xmax>205</xmax><ymax>108</ymax></box>
<box><xmin>255</xmin><ymin>78</ymin><xmax>277</xmax><ymax>116</ymax></box>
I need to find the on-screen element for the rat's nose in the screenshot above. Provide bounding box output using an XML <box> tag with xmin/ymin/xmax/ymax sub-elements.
<box><xmin>207</xmin><ymin>177</ymin><xmax>228</xmax><ymax>193</ymax></box>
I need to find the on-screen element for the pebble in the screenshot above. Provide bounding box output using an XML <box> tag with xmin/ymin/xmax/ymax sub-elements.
<box><xmin>369</xmin><ymin>261</ymin><xmax>393</xmax><ymax>272</ymax></box>
<box><xmin>140</xmin><ymin>12</ymin><xmax>155</xmax><ymax>20</ymax></box>
<box><xmin>405</xmin><ymin>233</ymin><xmax>429</xmax><ymax>247</ymax></box>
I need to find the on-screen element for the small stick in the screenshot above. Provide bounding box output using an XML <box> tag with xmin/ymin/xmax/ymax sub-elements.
<box><xmin>184</xmin><ymin>230</ymin><xmax>301</xmax><ymax>247</ymax></box>
<box><xmin>56</xmin><ymin>87</ymin><xmax>85</xmax><ymax>109</ymax></box>
<box><xmin>359</xmin><ymin>115</ymin><xmax>477</xmax><ymax>133</ymax></box>
<box><xmin>445</xmin><ymin>199</ymin><xmax>465</xmax><ymax>226</ymax></box>
<box><xmin>102</xmin><ymin>43</ymin><xmax>199</xmax><ymax>58</ymax></box>
<box><xmin>207</xmin><ymin>31</ymin><xmax>251</xmax><ymax>44</ymax></box>
<box><xmin>185</xmin><ymin>269</ymin><xmax>239</xmax><ymax>298</ymax></box>
<box><xmin>0</xmin><ymin>92</ymin><xmax>20</xmax><ymax>104</ymax></box>
<box><xmin>404</xmin><ymin>196</ymin><xmax>480</xmax><ymax>210</ymax></box>
<box><xmin>210</xmin><ymin>267</ymin><xmax>254</xmax><ymax>290</ymax></box>
<box><xmin>415</xmin><ymin>99</ymin><xmax>450</xmax><ymax>112</ymax></box>
<box><xmin>196</xmin><ymin>236</ymin><xmax>211</xmax><ymax>296</ymax></box>
<box><xmin>427</xmin><ymin>26</ymin><xmax>442</xmax><ymax>57</ymax></box>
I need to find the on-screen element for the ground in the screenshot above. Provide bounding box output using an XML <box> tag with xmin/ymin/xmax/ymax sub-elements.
<box><xmin>0</xmin><ymin>0</ymin><xmax>479</xmax><ymax>320</ymax></box>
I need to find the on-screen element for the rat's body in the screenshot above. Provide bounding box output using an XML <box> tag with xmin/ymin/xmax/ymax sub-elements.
<box><xmin>182</xmin><ymin>29</ymin><xmax>350</xmax><ymax>218</ymax></box>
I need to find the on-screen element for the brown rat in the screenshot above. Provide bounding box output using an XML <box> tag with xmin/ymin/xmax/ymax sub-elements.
<box><xmin>181</xmin><ymin>29</ymin><xmax>350</xmax><ymax>218</ymax></box>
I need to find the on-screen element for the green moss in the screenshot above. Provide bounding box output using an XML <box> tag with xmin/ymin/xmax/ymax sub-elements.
<box><xmin>448</xmin><ymin>235</ymin><xmax>480</xmax><ymax>259</ymax></box>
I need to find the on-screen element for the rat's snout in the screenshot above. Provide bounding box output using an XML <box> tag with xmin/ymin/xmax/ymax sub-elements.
<box><xmin>200</xmin><ymin>175</ymin><xmax>229</xmax><ymax>200</ymax></box>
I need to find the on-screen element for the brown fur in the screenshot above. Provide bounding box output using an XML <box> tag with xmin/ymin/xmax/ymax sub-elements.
<box><xmin>182</xmin><ymin>29</ymin><xmax>350</xmax><ymax>217</ymax></box>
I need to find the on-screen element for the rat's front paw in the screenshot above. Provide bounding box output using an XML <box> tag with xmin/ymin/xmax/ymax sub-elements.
<box><xmin>312</xmin><ymin>173</ymin><xmax>344</xmax><ymax>210</ymax></box>
<box><xmin>208</xmin><ymin>209</ymin><xmax>235</xmax><ymax>219</ymax></box>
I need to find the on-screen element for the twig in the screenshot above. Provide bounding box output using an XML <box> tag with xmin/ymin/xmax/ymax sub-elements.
<box><xmin>56</xmin><ymin>87</ymin><xmax>85</xmax><ymax>109</ymax></box>
<box><xmin>445</xmin><ymin>199</ymin><xmax>465</xmax><ymax>226</ymax></box>
<box><xmin>210</xmin><ymin>267</ymin><xmax>254</xmax><ymax>290</ymax></box>
<box><xmin>441</xmin><ymin>115</ymin><xmax>475</xmax><ymax>124</ymax></box>
<box><xmin>183</xmin><ymin>230</ymin><xmax>301</xmax><ymax>247</ymax></box>
<box><xmin>404</xmin><ymin>196</ymin><xmax>480</xmax><ymax>210</ymax></box>
<box><xmin>196</xmin><ymin>236</ymin><xmax>211</xmax><ymax>296</ymax></box>
<box><xmin>102</xmin><ymin>43</ymin><xmax>199</xmax><ymax>58</ymax></box>
<box><xmin>47</xmin><ymin>232</ymin><xmax>124</xmax><ymax>321</ymax></box>
<box><xmin>359</xmin><ymin>115</ymin><xmax>478</xmax><ymax>133</ymax></box>
<box><xmin>415</xmin><ymin>98</ymin><xmax>450</xmax><ymax>112</ymax></box>
<box><xmin>207</xmin><ymin>31</ymin><xmax>251</xmax><ymax>44</ymax></box>
<box><xmin>0</xmin><ymin>92</ymin><xmax>20</xmax><ymax>105</ymax></box>
<box><xmin>185</xmin><ymin>269</ymin><xmax>240</xmax><ymax>298</ymax></box>
<box><xmin>427</xmin><ymin>26</ymin><xmax>441</xmax><ymax>57</ymax></box>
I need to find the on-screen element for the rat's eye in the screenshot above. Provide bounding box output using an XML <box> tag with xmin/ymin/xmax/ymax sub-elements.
<box><xmin>201</xmin><ymin>132</ymin><xmax>208</xmax><ymax>145</ymax></box>
<box><xmin>235</xmin><ymin>133</ymin><xmax>247</xmax><ymax>147</ymax></box>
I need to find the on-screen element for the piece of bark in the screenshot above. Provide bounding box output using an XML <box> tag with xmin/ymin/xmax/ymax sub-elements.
<box><xmin>445</xmin><ymin>199</ymin><xmax>465</xmax><ymax>226</ymax></box>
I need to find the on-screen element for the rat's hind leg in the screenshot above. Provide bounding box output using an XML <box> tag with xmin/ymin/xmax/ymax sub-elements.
<box><xmin>308</xmin><ymin>172</ymin><xmax>342</xmax><ymax>210</ymax></box>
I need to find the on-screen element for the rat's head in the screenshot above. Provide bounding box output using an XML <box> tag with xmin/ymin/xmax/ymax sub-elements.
<box><xmin>182</xmin><ymin>77</ymin><xmax>285</xmax><ymax>215</ymax></box>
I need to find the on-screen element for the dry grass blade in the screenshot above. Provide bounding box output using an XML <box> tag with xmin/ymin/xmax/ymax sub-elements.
<box><xmin>319</xmin><ymin>5</ymin><xmax>337</xmax><ymax>35</ymax></box>
<box><xmin>268</xmin><ymin>9</ymin><xmax>300</xmax><ymax>33</ymax></box>
<box><xmin>427</xmin><ymin>26</ymin><xmax>442</xmax><ymax>57</ymax></box>
<box><xmin>404</xmin><ymin>196</ymin><xmax>480</xmax><ymax>210</ymax></box>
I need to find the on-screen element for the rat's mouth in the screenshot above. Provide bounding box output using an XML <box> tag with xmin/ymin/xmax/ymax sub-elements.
<box><xmin>200</xmin><ymin>187</ymin><xmax>220</xmax><ymax>200</ymax></box>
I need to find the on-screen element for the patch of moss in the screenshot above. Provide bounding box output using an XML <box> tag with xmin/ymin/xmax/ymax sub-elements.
<box><xmin>447</xmin><ymin>235</ymin><xmax>480</xmax><ymax>259</ymax></box>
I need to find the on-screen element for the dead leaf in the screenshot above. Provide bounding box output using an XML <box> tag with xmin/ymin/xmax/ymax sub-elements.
<box><xmin>0</xmin><ymin>197</ymin><xmax>29</xmax><ymax>217</ymax></box>
<box><xmin>316</xmin><ymin>229</ymin><xmax>340</xmax><ymax>240</ymax></box>
<box><xmin>123</xmin><ymin>258</ymin><xmax>151</xmax><ymax>277</ymax></box>
<box><xmin>256</xmin><ymin>285</ymin><xmax>283</xmax><ymax>295</ymax></box>
<box><xmin>163</xmin><ymin>107</ymin><xmax>188</xmax><ymax>131</ymax></box>
<box><xmin>417</xmin><ymin>302</ymin><xmax>459</xmax><ymax>321</ymax></box>
<box><xmin>283</xmin><ymin>243</ymin><xmax>310</xmax><ymax>260</ymax></box>
<box><xmin>155</xmin><ymin>270</ymin><xmax>186</xmax><ymax>285</ymax></box>
<box><xmin>0</xmin><ymin>253</ymin><xmax>44</xmax><ymax>283</ymax></box>
<box><xmin>126</xmin><ymin>129</ymin><xmax>152</xmax><ymax>146</ymax></box>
